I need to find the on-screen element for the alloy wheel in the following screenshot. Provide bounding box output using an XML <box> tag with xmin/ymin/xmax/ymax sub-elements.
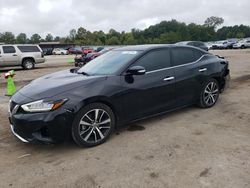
<box><xmin>203</xmin><ymin>81</ymin><xmax>219</xmax><ymax>106</ymax></box>
<box><xmin>26</xmin><ymin>61</ymin><xmax>33</xmax><ymax>69</ymax></box>
<box><xmin>78</xmin><ymin>109</ymin><xmax>111</xmax><ymax>144</ymax></box>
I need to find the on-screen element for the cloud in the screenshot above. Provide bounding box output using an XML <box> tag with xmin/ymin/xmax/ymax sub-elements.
<box><xmin>0</xmin><ymin>0</ymin><xmax>249</xmax><ymax>38</ymax></box>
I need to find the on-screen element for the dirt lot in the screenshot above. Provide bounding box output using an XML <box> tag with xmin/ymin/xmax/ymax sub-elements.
<box><xmin>0</xmin><ymin>51</ymin><xmax>250</xmax><ymax>188</ymax></box>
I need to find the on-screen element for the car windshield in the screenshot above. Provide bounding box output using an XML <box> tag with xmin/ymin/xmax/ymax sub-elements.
<box><xmin>78</xmin><ymin>50</ymin><xmax>141</xmax><ymax>75</ymax></box>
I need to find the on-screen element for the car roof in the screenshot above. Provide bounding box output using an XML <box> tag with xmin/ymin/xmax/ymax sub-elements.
<box><xmin>113</xmin><ymin>44</ymin><xmax>208</xmax><ymax>53</ymax></box>
<box><xmin>0</xmin><ymin>44</ymin><xmax>39</xmax><ymax>46</ymax></box>
<box><xmin>176</xmin><ymin>41</ymin><xmax>204</xmax><ymax>44</ymax></box>
<box><xmin>114</xmin><ymin>44</ymin><xmax>177</xmax><ymax>51</ymax></box>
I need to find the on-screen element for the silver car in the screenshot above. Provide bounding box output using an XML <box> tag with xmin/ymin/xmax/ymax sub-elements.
<box><xmin>0</xmin><ymin>45</ymin><xmax>45</xmax><ymax>70</ymax></box>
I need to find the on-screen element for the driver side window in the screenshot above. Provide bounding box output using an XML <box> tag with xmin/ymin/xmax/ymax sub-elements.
<box><xmin>133</xmin><ymin>49</ymin><xmax>171</xmax><ymax>72</ymax></box>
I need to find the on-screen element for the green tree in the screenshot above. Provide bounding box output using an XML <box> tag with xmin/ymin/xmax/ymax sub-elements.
<box><xmin>0</xmin><ymin>32</ymin><xmax>15</xmax><ymax>44</ymax></box>
<box><xmin>16</xmin><ymin>33</ymin><xmax>27</xmax><ymax>44</ymax></box>
<box><xmin>204</xmin><ymin>16</ymin><xmax>224</xmax><ymax>29</ymax></box>
<box><xmin>30</xmin><ymin>34</ymin><xmax>41</xmax><ymax>44</ymax></box>
<box><xmin>236</xmin><ymin>32</ymin><xmax>245</xmax><ymax>39</ymax></box>
<box><xmin>106</xmin><ymin>36</ymin><xmax>120</xmax><ymax>45</ymax></box>
<box><xmin>123</xmin><ymin>33</ymin><xmax>136</xmax><ymax>45</ymax></box>
<box><xmin>160</xmin><ymin>32</ymin><xmax>181</xmax><ymax>43</ymax></box>
<box><xmin>54</xmin><ymin>36</ymin><xmax>60</xmax><ymax>42</ymax></box>
<box><xmin>45</xmin><ymin>33</ymin><xmax>53</xmax><ymax>42</ymax></box>
<box><xmin>69</xmin><ymin>29</ymin><xmax>76</xmax><ymax>42</ymax></box>
<box><xmin>76</xmin><ymin>27</ymin><xmax>88</xmax><ymax>44</ymax></box>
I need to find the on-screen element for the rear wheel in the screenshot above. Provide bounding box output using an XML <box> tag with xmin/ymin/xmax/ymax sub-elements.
<box><xmin>198</xmin><ymin>79</ymin><xmax>220</xmax><ymax>108</ymax></box>
<box><xmin>22</xmin><ymin>59</ymin><xmax>35</xmax><ymax>70</ymax></box>
<box><xmin>72</xmin><ymin>103</ymin><xmax>115</xmax><ymax>147</ymax></box>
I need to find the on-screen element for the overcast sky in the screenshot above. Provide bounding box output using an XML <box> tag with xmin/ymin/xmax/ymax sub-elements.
<box><xmin>0</xmin><ymin>0</ymin><xmax>249</xmax><ymax>37</ymax></box>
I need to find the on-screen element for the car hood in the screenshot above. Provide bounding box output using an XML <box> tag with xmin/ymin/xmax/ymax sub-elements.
<box><xmin>14</xmin><ymin>69</ymin><xmax>106</xmax><ymax>102</ymax></box>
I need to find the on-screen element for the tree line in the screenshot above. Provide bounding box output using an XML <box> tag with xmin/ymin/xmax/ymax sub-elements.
<box><xmin>1</xmin><ymin>17</ymin><xmax>250</xmax><ymax>45</ymax></box>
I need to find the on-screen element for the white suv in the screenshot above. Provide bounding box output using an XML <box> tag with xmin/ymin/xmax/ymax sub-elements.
<box><xmin>233</xmin><ymin>39</ymin><xmax>250</xmax><ymax>49</ymax></box>
<box><xmin>0</xmin><ymin>45</ymin><xmax>45</xmax><ymax>70</ymax></box>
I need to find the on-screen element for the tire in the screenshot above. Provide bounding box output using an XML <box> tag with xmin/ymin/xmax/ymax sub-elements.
<box><xmin>72</xmin><ymin>103</ymin><xmax>115</xmax><ymax>147</ymax></box>
<box><xmin>241</xmin><ymin>45</ymin><xmax>245</xmax><ymax>49</ymax></box>
<box><xmin>22</xmin><ymin>58</ymin><xmax>35</xmax><ymax>70</ymax></box>
<box><xmin>198</xmin><ymin>79</ymin><xmax>220</xmax><ymax>108</ymax></box>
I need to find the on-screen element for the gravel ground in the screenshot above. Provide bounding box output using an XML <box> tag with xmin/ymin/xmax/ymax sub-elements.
<box><xmin>0</xmin><ymin>50</ymin><xmax>250</xmax><ymax>188</ymax></box>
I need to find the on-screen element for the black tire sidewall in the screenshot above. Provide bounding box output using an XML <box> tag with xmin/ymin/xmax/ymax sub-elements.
<box><xmin>72</xmin><ymin>103</ymin><xmax>115</xmax><ymax>147</ymax></box>
<box><xmin>22</xmin><ymin>59</ymin><xmax>35</xmax><ymax>70</ymax></box>
<box><xmin>199</xmin><ymin>79</ymin><xmax>219</xmax><ymax>108</ymax></box>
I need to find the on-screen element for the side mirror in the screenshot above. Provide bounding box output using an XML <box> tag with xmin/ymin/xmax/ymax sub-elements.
<box><xmin>126</xmin><ymin>66</ymin><xmax>146</xmax><ymax>75</ymax></box>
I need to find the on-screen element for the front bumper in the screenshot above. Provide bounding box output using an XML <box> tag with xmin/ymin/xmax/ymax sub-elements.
<box><xmin>233</xmin><ymin>46</ymin><xmax>240</xmax><ymax>49</ymax></box>
<box><xmin>10</xmin><ymin>124</ymin><xmax>29</xmax><ymax>143</ymax></box>
<box><xmin>221</xmin><ymin>69</ymin><xmax>230</xmax><ymax>92</ymax></box>
<box><xmin>9</xmin><ymin>107</ymin><xmax>73</xmax><ymax>144</ymax></box>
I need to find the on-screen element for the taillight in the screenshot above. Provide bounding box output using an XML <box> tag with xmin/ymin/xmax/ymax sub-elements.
<box><xmin>41</xmin><ymin>52</ymin><xmax>44</xmax><ymax>58</ymax></box>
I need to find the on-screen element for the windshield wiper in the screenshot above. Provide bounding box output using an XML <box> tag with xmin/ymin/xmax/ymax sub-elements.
<box><xmin>78</xmin><ymin>71</ymin><xmax>90</xmax><ymax>76</ymax></box>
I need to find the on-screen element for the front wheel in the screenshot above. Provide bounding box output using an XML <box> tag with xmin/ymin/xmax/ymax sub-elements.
<box><xmin>72</xmin><ymin>103</ymin><xmax>115</xmax><ymax>147</ymax></box>
<box><xmin>198</xmin><ymin>79</ymin><xmax>220</xmax><ymax>108</ymax></box>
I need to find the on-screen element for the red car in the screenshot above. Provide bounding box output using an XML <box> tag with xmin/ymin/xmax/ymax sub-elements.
<box><xmin>74</xmin><ymin>48</ymin><xmax>115</xmax><ymax>67</ymax></box>
<box><xmin>68</xmin><ymin>47</ymin><xmax>83</xmax><ymax>54</ymax></box>
<box><xmin>82</xmin><ymin>47</ymin><xmax>94</xmax><ymax>55</ymax></box>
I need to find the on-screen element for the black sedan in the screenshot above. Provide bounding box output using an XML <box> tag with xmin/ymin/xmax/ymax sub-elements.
<box><xmin>9</xmin><ymin>45</ymin><xmax>230</xmax><ymax>147</ymax></box>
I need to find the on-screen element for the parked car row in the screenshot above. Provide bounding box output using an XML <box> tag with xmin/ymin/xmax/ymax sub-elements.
<box><xmin>67</xmin><ymin>46</ymin><xmax>104</xmax><ymax>55</ymax></box>
<box><xmin>42</xmin><ymin>46</ymin><xmax>105</xmax><ymax>56</ymax></box>
<box><xmin>205</xmin><ymin>38</ymin><xmax>250</xmax><ymax>50</ymax></box>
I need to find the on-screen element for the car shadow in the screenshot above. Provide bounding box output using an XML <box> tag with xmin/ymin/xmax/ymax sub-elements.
<box><xmin>0</xmin><ymin>67</ymin><xmax>24</xmax><ymax>73</ymax></box>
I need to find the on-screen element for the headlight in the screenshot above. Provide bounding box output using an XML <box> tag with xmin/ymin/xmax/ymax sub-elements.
<box><xmin>21</xmin><ymin>99</ymin><xmax>67</xmax><ymax>112</ymax></box>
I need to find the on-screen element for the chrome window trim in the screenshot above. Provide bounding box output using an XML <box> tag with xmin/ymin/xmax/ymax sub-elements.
<box><xmin>146</xmin><ymin>54</ymin><xmax>209</xmax><ymax>74</ymax></box>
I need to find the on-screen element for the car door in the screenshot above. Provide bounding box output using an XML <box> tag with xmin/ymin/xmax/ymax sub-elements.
<box><xmin>171</xmin><ymin>47</ymin><xmax>208</xmax><ymax>106</ymax></box>
<box><xmin>246</xmin><ymin>40</ymin><xmax>250</xmax><ymax>48</ymax></box>
<box><xmin>1</xmin><ymin>46</ymin><xmax>19</xmax><ymax>66</ymax></box>
<box><xmin>0</xmin><ymin>47</ymin><xmax>3</xmax><ymax>66</ymax></box>
<box><xmin>120</xmin><ymin>48</ymin><xmax>176</xmax><ymax>120</ymax></box>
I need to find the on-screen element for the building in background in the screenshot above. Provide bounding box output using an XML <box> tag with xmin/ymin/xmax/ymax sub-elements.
<box><xmin>39</xmin><ymin>42</ymin><xmax>75</xmax><ymax>55</ymax></box>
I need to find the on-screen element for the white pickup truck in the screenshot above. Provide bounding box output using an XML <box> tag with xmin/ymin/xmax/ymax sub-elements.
<box><xmin>0</xmin><ymin>45</ymin><xmax>45</xmax><ymax>70</ymax></box>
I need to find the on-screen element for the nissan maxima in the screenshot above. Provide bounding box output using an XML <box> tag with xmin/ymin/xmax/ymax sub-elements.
<box><xmin>9</xmin><ymin>45</ymin><xmax>230</xmax><ymax>147</ymax></box>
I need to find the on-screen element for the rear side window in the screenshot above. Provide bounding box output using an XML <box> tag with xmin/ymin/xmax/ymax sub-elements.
<box><xmin>134</xmin><ymin>49</ymin><xmax>171</xmax><ymax>72</ymax></box>
<box><xmin>172</xmin><ymin>47</ymin><xmax>203</xmax><ymax>66</ymax></box>
<box><xmin>3</xmin><ymin>46</ymin><xmax>16</xmax><ymax>53</ymax></box>
<box><xmin>17</xmin><ymin>46</ymin><xmax>40</xmax><ymax>52</ymax></box>
<box><xmin>193</xmin><ymin>49</ymin><xmax>203</xmax><ymax>60</ymax></box>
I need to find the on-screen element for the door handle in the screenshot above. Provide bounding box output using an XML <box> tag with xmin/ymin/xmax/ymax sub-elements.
<box><xmin>12</xmin><ymin>54</ymin><xmax>17</xmax><ymax>56</ymax></box>
<box><xmin>163</xmin><ymin>76</ymin><xmax>175</xmax><ymax>81</ymax></box>
<box><xmin>199</xmin><ymin>68</ymin><xmax>207</xmax><ymax>72</ymax></box>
